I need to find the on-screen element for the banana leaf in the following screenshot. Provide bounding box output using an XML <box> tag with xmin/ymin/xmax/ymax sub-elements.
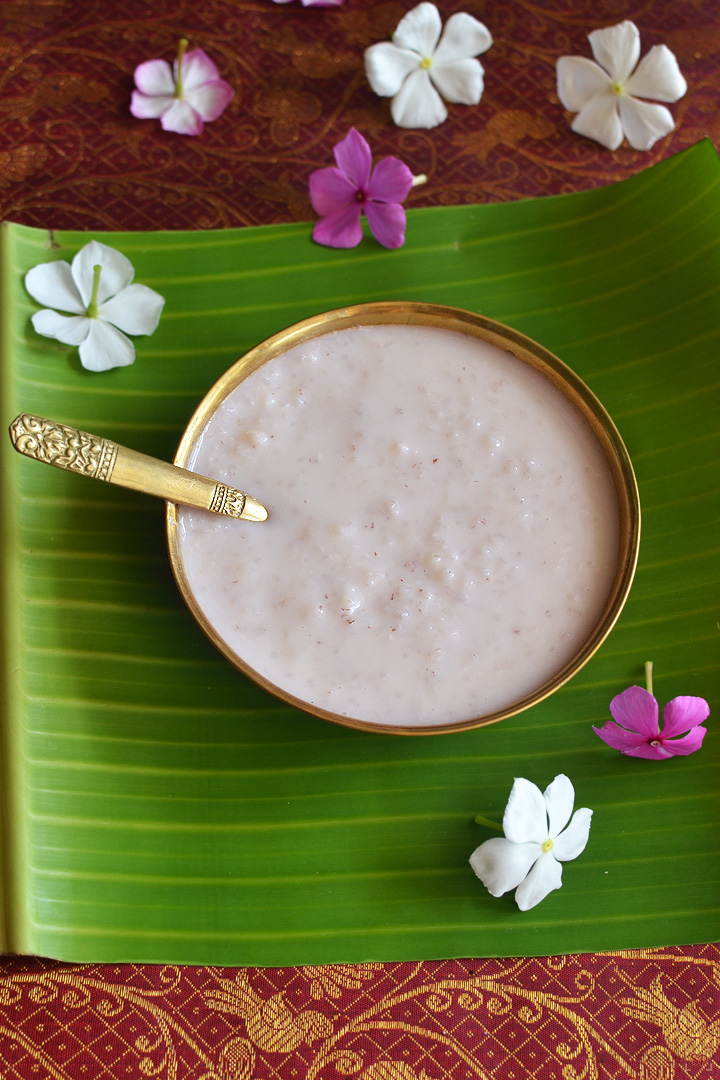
<box><xmin>1</xmin><ymin>139</ymin><xmax>718</xmax><ymax>965</ymax></box>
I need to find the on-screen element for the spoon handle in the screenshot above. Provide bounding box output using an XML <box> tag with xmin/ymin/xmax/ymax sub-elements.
<box><xmin>8</xmin><ymin>413</ymin><xmax>268</xmax><ymax>522</ymax></box>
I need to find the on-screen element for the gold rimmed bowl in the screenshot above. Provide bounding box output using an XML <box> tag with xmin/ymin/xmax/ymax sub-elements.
<box><xmin>166</xmin><ymin>302</ymin><xmax>640</xmax><ymax>735</ymax></box>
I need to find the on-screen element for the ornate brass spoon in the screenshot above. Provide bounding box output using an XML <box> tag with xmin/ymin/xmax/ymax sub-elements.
<box><xmin>8</xmin><ymin>413</ymin><xmax>268</xmax><ymax>522</ymax></box>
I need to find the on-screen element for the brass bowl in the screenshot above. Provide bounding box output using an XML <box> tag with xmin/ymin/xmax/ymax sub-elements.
<box><xmin>166</xmin><ymin>302</ymin><xmax>640</xmax><ymax>735</ymax></box>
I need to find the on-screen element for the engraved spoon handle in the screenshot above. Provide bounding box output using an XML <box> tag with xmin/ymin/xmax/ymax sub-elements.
<box><xmin>8</xmin><ymin>413</ymin><xmax>268</xmax><ymax>522</ymax></box>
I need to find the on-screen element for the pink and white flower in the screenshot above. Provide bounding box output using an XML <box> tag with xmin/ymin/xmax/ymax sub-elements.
<box><xmin>309</xmin><ymin>128</ymin><xmax>416</xmax><ymax>249</ymax></box>
<box><xmin>131</xmin><ymin>39</ymin><xmax>234</xmax><ymax>136</ymax></box>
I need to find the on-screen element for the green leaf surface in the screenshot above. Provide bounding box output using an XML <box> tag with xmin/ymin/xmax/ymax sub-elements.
<box><xmin>1</xmin><ymin>140</ymin><xmax>719</xmax><ymax>965</ymax></box>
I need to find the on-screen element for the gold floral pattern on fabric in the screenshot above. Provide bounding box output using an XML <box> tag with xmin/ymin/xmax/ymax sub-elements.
<box><xmin>253</xmin><ymin>74</ymin><xmax>323</xmax><ymax>148</ymax></box>
<box><xmin>303</xmin><ymin>963</ymin><xmax>384</xmax><ymax>999</ymax></box>
<box><xmin>205</xmin><ymin>970</ymin><xmax>334</xmax><ymax>1053</ymax></box>
<box><xmin>0</xmin><ymin>1</ymin><xmax>717</xmax><ymax>229</ymax></box>
<box><xmin>0</xmin><ymin>949</ymin><xmax>719</xmax><ymax>1078</ymax></box>
<box><xmin>619</xmin><ymin>974</ymin><xmax>720</xmax><ymax>1062</ymax></box>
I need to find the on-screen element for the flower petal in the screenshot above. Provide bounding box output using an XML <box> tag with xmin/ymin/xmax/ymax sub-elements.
<box><xmin>594</xmin><ymin>720</ymin><xmax>648</xmax><ymax>751</ymax></box>
<box><xmin>543</xmin><ymin>774</ymin><xmax>575</xmax><ymax>838</ymax></box>
<box><xmin>130</xmin><ymin>90</ymin><xmax>174</xmax><ymax>120</ymax></box>
<box><xmin>364</xmin><ymin>200</ymin><xmax>406</xmax><ymax>248</ymax></box>
<box><xmin>99</xmin><ymin>284</ymin><xmax>165</xmax><ymax>337</ymax></box>
<box><xmin>625</xmin><ymin>44</ymin><xmax>687</xmax><ymax>103</ymax></box>
<box><xmin>72</xmin><ymin>241</ymin><xmax>134</xmax><ymax>309</ymax></box>
<box><xmin>393</xmin><ymin>2</ymin><xmax>442</xmax><ymax>57</ymax></box>
<box><xmin>312</xmin><ymin>204</ymin><xmax>363</xmax><ymax>249</ymax></box>
<box><xmin>556</xmin><ymin>57</ymin><xmax>611</xmax><ymax>112</ymax></box>
<box><xmin>661</xmin><ymin>727</ymin><xmax>708</xmax><ymax>756</ymax></box>
<box><xmin>333</xmin><ymin>128</ymin><xmax>372</xmax><ymax>191</ymax></box>
<box><xmin>391</xmin><ymin>68</ymin><xmax>447</xmax><ymax>129</ymax></box>
<box><xmin>133</xmin><ymin>58</ymin><xmax>175</xmax><ymax>97</ymax></box>
<box><xmin>661</xmin><ymin>695</ymin><xmax>710</xmax><ymax>738</ymax></box>
<box><xmin>618</xmin><ymin>95</ymin><xmax>675</xmax><ymax>151</ymax></box>
<box><xmin>502</xmin><ymin>777</ymin><xmax>548</xmax><ymax>846</ymax></box>
<box><xmin>31</xmin><ymin>310</ymin><xmax>91</xmax><ymax>346</ymax></box>
<box><xmin>570</xmin><ymin>92</ymin><xmax>623</xmax><ymax>151</ymax></box>
<box><xmin>185</xmin><ymin>80</ymin><xmax>234</xmax><ymax>122</ymax></box>
<box><xmin>177</xmin><ymin>48</ymin><xmax>221</xmax><ymax>93</ymax></box>
<box><xmin>25</xmin><ymin>260</ymin><xmax>85</xmax><ymax>314</ymax></box>
<box><xmin>469</xmin><ymin>837</ymin><xmax>541</xmax><ymax>898</ymax></box>
<box><xmin>78</xmin><ymin>319</ymin><xmax>135</xmax><ymax>372</ymax></box>
<box><xmin>588</xmin><ymin>20</ymin><xmax>640</xmax><ymax>84</ymax></box>
<box><xmin>364</xmin><ymin>43</ymin><xmax>420</xmax><ymax>98</ymax></box>
<box><xmin>592</xmin><ymin>721</ymin><xmax>670</xmax><ymax>759</ymax></box>
<box><xmin>160</xmin><ymin>99</ymin><xmax>203</xmax><ymax>136</ymax></box>
<box><xmin>432</xmin><ymin>12</ymin><xmax>492</xmax><ymax>64</ymax></box>
<box><xmin>553</xmin><ymin>807</ymin><xmax>592</xmax><ymax>861</ymax></box>
<box><xmin>609</xmin><ymin>685</ymin><xmax>659</xmax><ymax>737</ymax></box>
<box><xmin>309</xmin><ymin>166</ymin><xmax>357</xmax><ymax>216</ymax></box>
<box><xmin>429</xmin><ymin>57</ymin><xmax>483</xmax><ymax>106</ymax></box>
<box><xmin>514</xmin><ymin>851</ymin><xmax>563</xmax><ymax>911</ymax></box>
<box><xmin>366</xmin><ymin>156</ymin><xmax>414</xmax><ymax>203</ymax></box>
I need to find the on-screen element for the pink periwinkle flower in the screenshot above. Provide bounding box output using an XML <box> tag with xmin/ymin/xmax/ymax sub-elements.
<box><xmin>130</xmin><ymin>39</ymin><xmax>234</xmax><ymax>136</ymax></box>
<box><xmin>593</xmin><ymin>684</ymin><xmax>709</xmax><ymax>760</ymax></box>
<box><xmin>309</xmin><ymin>128</ymin><xmax>415</xmax><ymax>249</ymax></box>
<box><xmin>272</xmin><ymin>0</ymin><xmax>344</xmax><ymax>6</ymax></box>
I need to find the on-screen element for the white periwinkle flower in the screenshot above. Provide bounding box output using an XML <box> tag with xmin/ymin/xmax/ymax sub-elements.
<box><xmin>364</xmin><ymin>1</ymin><xmax>492</xmax><ymax>130</ymax></box>
<box><xmin>25</xmin><ymin>240</ymin><xmax>165</xmax><ymax>372</ymax></box>
<box><xmin>469</xmin><ymin>775</ymin><xmax>592</xmax><ymax>911</ymax></box>
<box><xmin>556</xmin><ymin>21</ymin><xmax>687</xmax><ymax>151</ymax></box>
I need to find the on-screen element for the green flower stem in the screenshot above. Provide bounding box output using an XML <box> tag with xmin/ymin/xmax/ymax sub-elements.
<box><xmin>474</xmin><ymin>814</ymin><xmax>503</xmax><ymax>831</ymax></box>
<box><xmin>645</xmin><ymin>660</ymin><xmax>654</xmax><ymax>697</ymax></box>
<box><xmin>175</xmin><ymin>38</ymin><xmax>189</xmax><ymax>97</ymax></box>
<box><xmin>86</xmin><ymin>264</ymin><xmax>102</xmax><ymax>319</ymax></box>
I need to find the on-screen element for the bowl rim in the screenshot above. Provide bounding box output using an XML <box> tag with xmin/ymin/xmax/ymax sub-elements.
<box><xmin>166</xmin><ymin>301</ymin><xmax>641</xmax><ymax>736</ymax></box>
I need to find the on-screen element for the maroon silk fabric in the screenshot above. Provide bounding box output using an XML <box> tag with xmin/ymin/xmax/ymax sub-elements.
<box><xmin>0</xmin><ymin>0</ymin><xmax>718</xmax><ymax>231</ymax></box>
<box><xmin>1</xmin><ymin>950</ymin><xmax>720</xmax><ymax>1078</ymax></box>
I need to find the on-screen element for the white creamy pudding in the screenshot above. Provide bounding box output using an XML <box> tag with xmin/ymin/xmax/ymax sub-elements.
<box><xmin>177</xmin><ymin>323</ymin><xmax>620</xmax><ymax>728</ymax></box>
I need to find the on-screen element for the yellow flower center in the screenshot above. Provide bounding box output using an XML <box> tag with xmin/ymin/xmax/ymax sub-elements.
<box><xmin>611</xmin><ymin>81</ymin><xmax>625</xmax><ymax>97</ymax></box>
<box><xmin>420</xmin><ymin>56</ymin><xmax>433</xmax><ymax>70</ymax></box>
<box><xmin>542</xmin><ymin>837</ymin><xmax>554</xmax><ymax>853</ymax></box>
